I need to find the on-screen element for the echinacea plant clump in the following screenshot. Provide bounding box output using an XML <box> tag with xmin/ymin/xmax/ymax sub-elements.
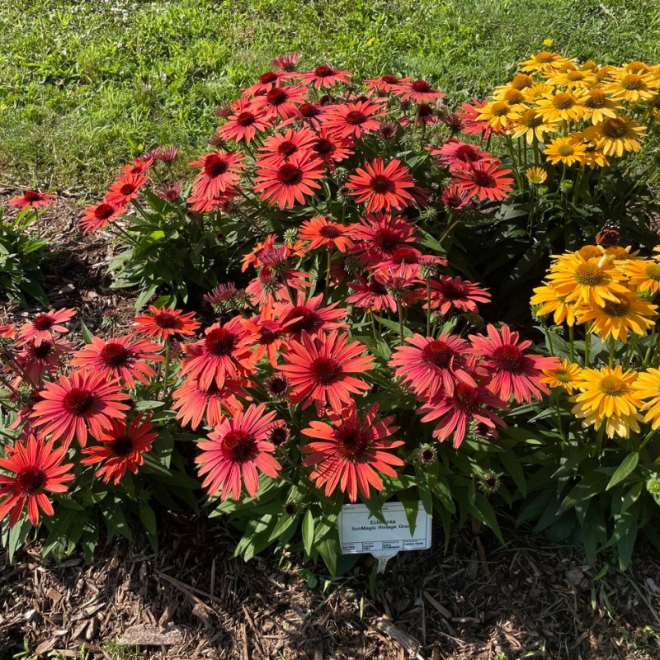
<box><xmin>2</xmin><ymin>52</ymin><xmax>660</xmax><ymax>571</ymax></box>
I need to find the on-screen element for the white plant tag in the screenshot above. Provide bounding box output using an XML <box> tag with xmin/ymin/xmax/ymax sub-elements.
<box><xmin>338</xmin><ymin>501</ymin><xmax>432</xmax><ymax>573</ymax></box>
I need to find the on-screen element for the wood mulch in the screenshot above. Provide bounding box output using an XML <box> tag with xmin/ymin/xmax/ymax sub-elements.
<box><xmin>1</xmin><ymin>194</ymin><xmax>660</xmax><ymax>659</ymax></box>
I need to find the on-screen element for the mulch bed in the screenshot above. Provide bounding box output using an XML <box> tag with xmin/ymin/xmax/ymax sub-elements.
<box><xmin>1</xmin><ymin>195</ymin><xmax>660</xmax><ymax>659</ymax></box>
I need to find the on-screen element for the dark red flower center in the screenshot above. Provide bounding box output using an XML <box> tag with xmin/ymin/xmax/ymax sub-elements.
<box><xmin>24</xmin><ymin>190</ymin><xmax>44</xmax><ymax>202</ymax></box>
<box><xmin>382</xmin><ymin>75</ymin><xmax>399</xmax><ymax>84</ymax></box>
<box><xmin>119</xmin><ymin>183</ymin><xmax>137</xmax><ymax>195</ymax></box>
<box><xmin>236</xmin><ymin>111</ymin><xmax>256</xmax><ymax>127</ymax></box>
<box><xmin>412</xmin><ymin>80</ymin><xmax>432</xmax><ymax>93</ymax></box>
<box><xmin>421</xmin><ymin>448</ymin><xmax>435</xmax><ymax>462</ymax></box>
<box><xmin>336</xmin><ymin>428</ymin><xmax>369</xmax><ymax>460</ymax></box>
<box><xmin>205</xmin><ymin>328</ymin><xmax>238</xmax><ymax>357</ymax></box>
<box><xmin>32</xmin><ymin>341</ymin><xmax>53</xmax><ymax>360</ymax></box>
<box><xmin>368</xmin><ymin>280</ymin><xmax>389</xmax><ymax>295</ymax></box>
<box><xmin>222</xmin><ymin>430</ymin><xmax>258</xmax><ymax>463</ymax></box>
<box><xmin>370</xmin><ymin>175</ymin><xmax>395</xmax><ymax>194</ymax></box>
<box><xmin>299</xmin><ymin>103</ymin><xmax>320</xmax><ymax>118</ymax></box>
<box><xmin>110</xmin><ymin>435</ymin><xmax>134</xmax><ymax>457</ymax></box>
<box><xmin>453</xmin><ymin>383</ymin><xmax>480</xmax><ymax>413</ymax></box>
<box><xmin>492</xmin><ymin>344</ymin><xmax>524</xmax><ymax>373</ymax></box>
<box><xmin>266</xmin><ymin>88</ymin><xmax>288</xmax><ymax>105</ymax></box>
<box><xmin>154</xmin><ymin>312</ymin><xmax>180</xmax><ymax>329</ymax></box>
<box><xmin>315</xmin><ymin>65</ymin><xmax>335</xmax><ymax>77</ymax></box>
<box><xmin>269</xmin><ymin>425</ymin><xmax>289</xmax><ymax>446</ymax></box>
<box><xmin>455</xmin><ymin>145</ymin><xmax>481</xmax><ymax>163</ymax></box>
<box><xmin>418</xmin><ymin>104</ymin><xmax>433</xmax><ymax>117</ymax></box>
<box><xmin>422</xmin><ymin>340</ymin><xmax>454</xmax><ymax>369</ymax></box>
<box><xmin>439</xmin><ymin>282</ymin><xmax>465</xmax><ymax>300</ymax></box>
<box><xmin>62</xmin><ymin>388</ymin><xmax>96</xmax><ymax>416</ymax></box>
<box><xmin>33</xmin><ymin>314</ymin><xmax>55</xmax><ymax>331</ymax></box>
<box><xmin>345</xmin><ymin>110</ymin><xmax>367</xmax><ymax>125</ymax></box>
<box><xmin>204</xmin><ymin>154</ymin><xmax>229</xmax><ymax>178</ymax></box>
<box><xmin>277</xmin><ymin>140</ymin><xmax>298</xmax><ymax>157</ymax></box>
<box><xmin>277</xmin><ymin>163</ymin><xmax>303</xmax><ymax>185</ymax></box>
<box><xmin>95</xmin><ymin>203</ymin><xmax>116</xmax><ymax>220</ymax></box>
<box><xmin>313</xmin><ymin>138</ymin><xmax>334</xmax><ymax>156</ymax></box>
<box><xmin>101</xmin><ymin>342</ymin><xmax>131</xmax><ymax>368</ymax></box>
<box><xmin>373</xmin><ymin>228</ymin><xmax>399</xmax><ymax>253</ymax></box>
<box><xmin>472</xmin><ymin>170</ymin><xmax>496</xmax><ymax>188</ymax></box>
<box><xmin>319</xmin><ymin>224</ymin><xmax>343</xmax><ymax>238</ymax></box>
<box><xmin>284</xmin><ymin>307</ymin><xmax>321</xmax><ymax>334</ymax></box>
<box><xmin>391</xmin><ymin>248</ymin><xmax>419</xmax><ymax>265</ymax></box>
<box><xmin>266</xmin><ymin>376</ymin><xmax>289</xmax><ymax>396</ymax></box>
<box><xmin>310</xmin><ymin>357</ymin><xmax>340</xmax><ymax>385</ymax></box>
<box><xmin>259</xmin><ymin>71</ymin><xmax>279</xmax><ymax>84</ymax></box>
<box><xmin>17</xmin><ymin>467</ymin><xmax>47</xmax><ymax>494</ymax></box>
<box><xmin>258</xmin><ymin>327</ymin><xmax>281</xmax><ymax>345</ymax></box>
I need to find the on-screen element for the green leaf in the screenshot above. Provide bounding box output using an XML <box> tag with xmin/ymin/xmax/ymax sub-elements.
<box><xmin>269</xmin><ymin>514</ymin><xmax>298</xmax><ymax>543</ymax></box>
<box><xmin>557</xmin><ymin>471</ymin><xmax>610</xmax><ymax>516</ymax></box>
<box><xmin>500</xmin><ymin>450</ymin><xmax>526</xmax><ymax>498</ymax></box>
<box><xmin>606</xmin><ymin>452</ymin><xmax>639</xmax><ymax>490</ymax></box>
<box><xmin>139</xmin><ymin>500</ymin><xmax>157</xmax><ymax>536</ymax></box>
<box><xmin>396</xmin><ymin>488</ymin><xmax>419</xmax><ymax>536</ymax></box>
<box><xmin>475</xmin><ymin>494</ymin><xmax>504</xmax><ymax>543</ymax></box>
<box><xmin>302</xmin><ymin>509</ymin><xmax>315</xmax><ymax>556</ymax></box>
<box><xmin>80</xmin><ymin>320</ymin><xmax>94</xmax><ymax>344</ymax></box>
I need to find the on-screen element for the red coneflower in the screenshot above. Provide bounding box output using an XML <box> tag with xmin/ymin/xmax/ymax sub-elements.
<box><xmin>156</xmin><ymin>182</ymin><xmax>182</xmax><ymax>202</ymax></box>
<box><xmin>81</xmin><ymin>415</ymin><xmax>157</xmax><ymax>485</ymax></box>
<box><xmin>347</xmin><ymin>158</ymin><xmax>416</xmax><ymax>213</ymax></box>
<box><xmin>15</xmin><ymin>337</ymin><xmax>73</xmax><ymax>385</ymax></box>
<box><xmin>30</xmin><ymin>369</ymin><xmax>131</xmax><ymax>447</ymax></box>
<box><xmin>425</xmin><ymin>276</ymin><xmax>491</xmax><ymax>315</ymax></box>
<box><xmin>277</xmin><ymin>330</ymin><xmax>373</xmax><ymax>411</ymax></box>
<box><xmin>431</xmin><ymin>139</ymin><xmax>495</xmax><ymax>172</ymax></box>
<box><xmin>441</xmin><ymin>184</ymin><xmax>471</xmax><ymax>210</ymax></box>
<box><xmin>240</xmin><ymin>305</ymin><xmax>290</xmax><ymax>366</ymax></box>
<box><xmin>195</xmin><ymin>403</ymin><xmax>282</xmax><ymax>501</ymax></box>
<box><xmin>180</xmin><ymin>318</ymin><xmax>254</xmax><ymax>390</ymax></box>
<box><xmin>217</xmin><ymin>100</ymin><xmax>274</xmax><ymax>143</ymax></box>
<box><xmin>80</xmin><ymin>200</ymin><xmax>126</xmax><ymax>233</ymax></box>
<box><xmin>373</xmin><ymin>247</ymin><xmax>446</xmax><ymax>280</ymax></box>
<box><xmin>347</xmin><ymin>276</ymin><xmax>398</xmax><ymax>313</ymax></box>
<box><xmin>264</xmin><ymin>374</ymin><xmax>290</xmax><ymax>398</ymax></box>
<box><xmin>302</xmin><ymin>65</ymin><xmax>352</xmax><ymax>89</ymax></box>
<box><xmin>271</xmin><ymin>52</ymin><xmax>300</xmax><ymax>72</ymax></box>
<box><xmin>190</xmin><ymin>151</ymin><xmax>245</xmax><ymax>200</ymax></box>
<box><xmin>150</xmin><ymin>145</ymin><xmax>179</xmax><ymax>163</ymax></box>
<box><xmin>365</xmin><ymin>75</ymin><xmax>412</xmax><ymax>93</ymax></box>
<box><xmin>132</xmin><ymin>306</ymin><xmax>200</xmax><ymax>341</ymax></box>
<box><xmin>187</xmin><ymin>186</ymin><xmax>240</xmax><ymax>213</ymax></box>
<box><xmin>377</xmin><ymin>271</ymin><xmax>423</xmax><ymax>308</ymax></box>
<box><xmin>290</xmin><ymin>102</ymin><xmax>330</xmax><ymax>129</ymax></box>
<box><xmin>323</xmin><ymin>99</ymin><xmax>387</xmax><ymax>140</ymax></box>
<box><xmin>17</xmin><ymin>308</ymin><xmax>76</xmax><ymax>347</ymax></box>
<box><xmin>419</xmin><ymin>380</ymin><xmax>508</xmax><ymax>448</ymax></box>
<box><xmin>257</xmin><ymin>127</ymin><xmax>316</xmax><ymax>165</ymax></box>
<box><xmin>276</xmin><ymin>292</ymin><xmax>349</xmax><ymax>339</ymax></box>
<box><xmin>204</xmin><ymin>282</ymin><xmax>238</xmax><ymax>307</ymax></box>
<box><xmin>309</xmin><ymin>129</ymin><xmax>354</xmax><ymax>170</ymax></box>
<box><xmin>299</xmin><ymin>216</ymin><xmax>354</xmax><ymax>252</ymax></box>
<box><xmin>172</xmin><ymin>376</ymin><xmax>246</xmax><ymax>430</ymax></box>
<box><xmin>0</xmin><ymin>324</ymin><xmax>16</xmax><ymax>339</ymax></box>
<box><xmin>451</xmin><ymin>161</ymin><xmax>514</xmax><ymax>202</ymax></box>
<box><xmin>121</xmin><ymin>157</ymin><xmax>153</xmax><ymax>175</ymax></box>
<box><xmin>253</xmin><ymin>152</ymin><xmax>323</xmax><ymax>209</ymax></box>
<box><xmin>71</xmin><ymin>335</ymin><xmax>164</xmax><ymax>389</ymax></box>
<box><xmin>302</xmin><ymin>404</ymin><xmax>404</xmax><ymax>502</ymax></box>
<box><xmin>9</xmin><ymin>190</ymin><xmax>57</xmax><ymax>212</ymax></box>
<box><xmin>468</xmin><ymin>324</ymin><xmax>559</xmax><ymax>403</ymax></box>
<box><xmin>106</xmin><ymin>173</ymin><xmax>148</xmax><ymax>206</ymax></box>
<box><xmin>348</xmin><ymin>212</ymin><xmax>419</xmax><ymax>266</ymax></box>
<box><xmin>389</xmin><ymin>333</ymin><xmax>472</xmax><ymax>397</ymax></box>
<box><xmin>0</xmin><ymin>435</ymin><xmax>74</xmax><ymax>527</ymax></box>
<box><xmin>267</xmin><ymin>420</ymin><xmax>290</xmax><ymax>447</ymax></box>
<box><xmin>243</xmin><ymin>70</ymin><xmax>294</xmax><ymax>96</ymax></box>
<box><xmin>250</xmin><ymin>84</ymin><xmax>308</xmax><ymax>120</ymax></box>
<box><xmin>394</xmin><ymin>79</ymin><xmax>446</xmax><ymax>104</ymax></box>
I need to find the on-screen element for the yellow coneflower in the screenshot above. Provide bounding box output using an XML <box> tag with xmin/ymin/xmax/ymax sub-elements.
<box><xmin>520</xmin><ymin>51</ymin><xmax>571</xmax><ymax>74</ymax></box>
<box><xmin>530</xmin><ymin>283</ymin><xmax>581</xmax><ymax>326</ymax></box>
<box><xmin>548</xmin><ymin>69</ymin><xmax>596</xmax><ymax>90</ymax></box>
<box><xmin>582</xmin><ymin>116</ymin><xmax>646</xmax><ymax>157</ymax></box>
<box><xmin>510</xmin><ymin>108</ymin><xmax>558</xmax><ymax>144</ymax></box>
<box><xmin>526</xmin><ymin>166</ymin><xmax>548</xmax><ymax>184</ymax></box>
<box><xmin>632</xmin><ymin>369</ymin><xmax>660</xmax><ymax>430</ymax></box>
<box><xmin>476</xmin><ymin>100</ymin><xmax>518</xmax><ymax>131</ymax></box>
<box><xmin>535</xmin><ymin>91</ymin><xmax>585</xmax><ymax>123</ymax></box>
<box><xmin>578</xmin><ymin>146</ymin><xmax>609</xmax><ymax>169</ymax></box>
<box><xmin>620</xmin><ymin>258</ymin><xmax>660</xmax><ymax>294</ymax></box>
<box><xmin>578</xmin><ymin>89</ymin><xmax>620</xmax><ymax>124</ymax></box>
<box><xmin>604</xmin><ymin>71</ymin><xmax>659</xmax><ymax>103</ymax></box>
<box><xmin>544</xmin><ymin>136</ymin><xmax>587</xmax><ymax>166</ymax></box>
<box><xmin>576</xmin><ymin>290</ymin><xmax>657</xmax><ymax>342</ymax></box>
<box><xmin>623</xmin><ymin>61</ymin><xmax>653</xmax><ymax>75</ymax></box>
<box><xmin>603</xmin><ymin>245</ymin><xmax>638</xmax><ymax>261</ymax></box>
<box><xmin>545</xmin><ymin>253</ymin><xmax>630</xmax><ymax>307</ymax></box>
<box><xmin>595</xmin><ymin>66</ymin><xmax>615</xmax><ymax>83</ymax></box>
<box><xmin>580</xmin><ymin>61</ymin><xmax>599</xmax><ymax>72</ymax></box>
<box><xmin>523</xmin><ymin>83</ymin><xmax>555</xmax><ymax>102</ymax></box>
<box><xmin>578</xmin><ymin>245</ymin><xmax>605</xmax><ymax>260</ymax></box>
<box><xmin>541</xmin><ymin>359</ymin><xmax>582</xmax><ymax>394</ymax></box>
<box><xmin>570</xmin><ymin>366</ymin><xmax>642</xmax><ymax>439</ymax></box>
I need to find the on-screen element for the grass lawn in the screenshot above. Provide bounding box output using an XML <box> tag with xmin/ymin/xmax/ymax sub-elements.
<box><xmin>1</xmin><ymin>0</ymin><xmax>659</xmax><ymax>194</ymax></box>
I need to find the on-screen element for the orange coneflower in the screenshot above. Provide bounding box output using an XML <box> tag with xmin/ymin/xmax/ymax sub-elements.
<box><xmin>346</xmin><ymin>158</ymin><xmax>416</xmax><ymax>212</ymax></box>
<box><xmin>132</xmin><ymin>306</ymin><xmax>200</xmax><ymax>342</ymax></box>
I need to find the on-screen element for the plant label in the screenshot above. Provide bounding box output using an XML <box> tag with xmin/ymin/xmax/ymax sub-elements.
<box><xmin>338</xmin><ymin>501</ymin><xmax>432</xmax><ymax>573</ymax></box>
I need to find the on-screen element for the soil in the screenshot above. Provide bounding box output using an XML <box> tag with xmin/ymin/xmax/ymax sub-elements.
<box><xmin>1</xmin><ymin>195</ymin><xmax>660</xmax><ymax>660</ymax></box>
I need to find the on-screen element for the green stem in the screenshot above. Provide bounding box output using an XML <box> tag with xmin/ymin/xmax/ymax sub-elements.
<box><xmin>609</xmin><ymin>335</ymin><xmax>615</xmax><ymax>369</ymax></box>
<box><xmin>426</xmin><ymin>276</ymin><xmax>432</xmax><ymax>336</ymax></box>
<box><xmin>161</xmin><ymin>337</ymin><xmax>171</xmax><ymax>400</ymax></box>
<box><xmin>555</xmin><ymin>392</ymin><xmax>564</xmax><ymax>442</ymax></box>
<box><xmin>397</xmin><ymin>299</ymin><xmax>405</xmax><ymax>346</ymax></box>
<box><xmin>638</xmin><ymin>429</ymin><xmax>655</xmax><ymax>453</ymax></box>
<box><xmin>325</xmin><ymin>247</ymin><xmax>332</xmax><ymax>298</ymax></box>
<box><xmin>569</xmin><ymin>325</ymin><xmax>575</xmax><ymax>363</ymax></box>
<box><xmin>584</xmin><ymin>323</ymin><xmax>591</xmax><ymax>368</ymax></box>
<box><xmin>595</xmin><ymin>423</ymin><xmax>606</xmax><ymax>459</ymax></box>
